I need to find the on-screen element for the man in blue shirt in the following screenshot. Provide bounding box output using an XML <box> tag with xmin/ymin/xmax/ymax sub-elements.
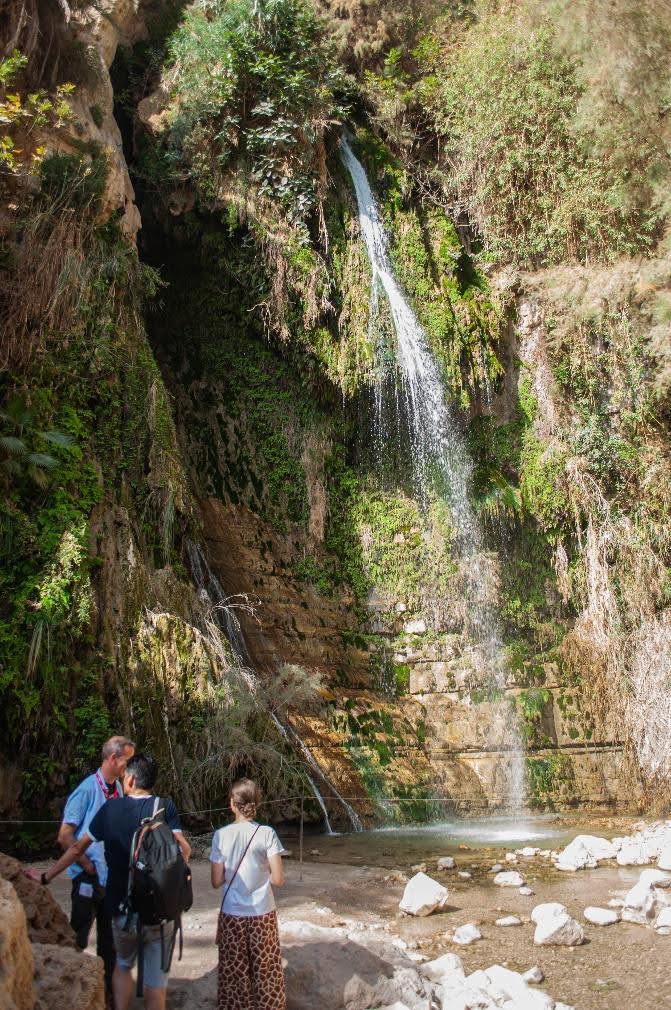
<box><xmin>27</xmin><ymin>752</ymin><xmax>190</xmax><ymax>1010</ymax></box>
<box><xmin>58</xmin><ymin>735</ymin><xmax>135</xmax><ymax>993</ymax></box>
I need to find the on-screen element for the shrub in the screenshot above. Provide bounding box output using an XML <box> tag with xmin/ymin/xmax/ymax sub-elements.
<box><xmin>161</xmin><ymin>0</ymin><xmax>347</xmax><ymax>226</ymax></box>
<box><xmin>432</xmin><ymin>7</ymin><xmax>663</xmax><ymax>264</ymax></box>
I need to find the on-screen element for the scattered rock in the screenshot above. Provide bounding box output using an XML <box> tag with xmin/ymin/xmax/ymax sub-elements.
<box><xmin>495</xmin><ymin>916</ymin><xmax>522</xmax><ymax>927</ymax></box>
<box><xmin>621</xmin><ymin>868</ymin><xmax>671</xmax><ymax>926</ymax></box>
<box><xmin>534</xmin><ymin>912</ymin><xmax>585</xmax><ymax>947</ymax></box>
<box><xmin>437</xmin><ymin>857</ymin><xmax>455</xmax><ymax>871</ymax></box>
<box><xmin>439</xmin><ymin>963</ymin><xmax>555</xmax><ymax>1010</ymax></box>
<box><xmin>394</xmin><ymin>602</ymin><xmax>407</xmax><ymax>613</ymax></box>
<box><xmin>410</xmin><ymin>863</ymin><xmax>427</xmax><ymax>874</ymax></box>
<box><xmin>531</xmin><ymin>903</ymin><xmax>567</xmax><ymax>924</ymax></box>
<box><xmin>555</xmin><ymin>835</ymin><xmax>617</xmax><ymax>872</ymax></box>
<box><xmin>658</xmin><ymin>845</ymin><xmax>671</xmax><ymax>872</ymax></box>
<box><xmin>490</xmin><ymin>864</ymin><xmax>503</xmax><ymax>873</ymax></box>
<box><xmin>457</xmin><ymin>871</ymin><xmax>472</xmax><ymax>880</ymax></box>
<box><xmin>505</xmin><ymin>853</ymin><xmax>518</xmax><ymax>863</ymax></box>
<box><xmin>519</xmin><ymin>887</ymin><xmax>534</xmax><ymax>896</ymax></box>
<box><xmin>584</xmin><ymin>907</ymin><xmax>619</xmax><ymax>926</ymax></box>
<box><xmin>419</xmin><ymin>952</ymin><xmax>465</xmax><ymax>984</ymax></box>
<box><xmin>494</xmin><ymin>871</ymin><xmax>525</xmax><ymax>887</ymax></box>
<box><xmin>452</xmin><ymin>923</ymin><xmax>482</xmax><ymax>945</ymax></box>
<box><xmin>655</xmin><ymin>907</ymin><xmax>671</xmax><ymax>930</ymax></box>
<box><xmin>399</xmin><ymin>873</ymin><xmax>449</xmax><ymax>917</ymax></box>
<box><xmin>608</xmin><ymin>898</ymin><xmax>625</xmax><ymax>908</ymax></box>
<box><xmin>520</xmin><ymin>846</ymin><xmax>540</xmax><ymax>858</ymax></box>
<box><xmin>404</xmin><ymin>619</ymin><xmax>427</xmax><ymax>635</ymax></box>
<box><xmin>616</xmin><ymin>840</ymin><xmax>653</xmax><ymax>867</ymax></box>
<box><xmin>523</xmin><ymin>966</ymin><xmax>545</xmax><ymax>984</ymax></box>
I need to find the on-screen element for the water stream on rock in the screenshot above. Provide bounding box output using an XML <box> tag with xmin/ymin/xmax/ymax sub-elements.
<box><xmin>340</xmin><ymin>134</ymin><xmax>525</xmax><ymax>810</ymax></box>
<box><xmin>186</xmin><ymin>541</ymin><xmax>362</xmax><ymax>832</ymax></box>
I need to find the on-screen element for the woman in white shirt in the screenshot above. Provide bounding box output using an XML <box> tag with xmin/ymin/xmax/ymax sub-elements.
<box><xmin>210</xmin><ymin>778</ymin><xmax>286</xmax><ymax>1010</ymax></box>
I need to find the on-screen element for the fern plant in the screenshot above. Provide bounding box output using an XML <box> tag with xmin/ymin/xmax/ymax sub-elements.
<box><xmin>0</xmin><ymin>394</ymin><xmax>73</xmax><ymax>487</ymax></box>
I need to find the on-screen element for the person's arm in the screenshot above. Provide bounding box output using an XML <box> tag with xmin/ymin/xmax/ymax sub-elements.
<box><xmin>25</xmin><ymin>833</ymin><xmax>94</xmax><ymax>885</ymax></box>
<box><xmin>164</xmin><ymin>798</ymin><xmax>191</xmax><ymax>862</ymax></box>
<box><xmin>268</xmin><ymin>852</ymin><xmax>284</xmax><ymax>887</ymax></box>
<box><xmin>210</xmin><ymin>829</ymin><xmax>225</xmax><ymax>888</ymax></box>
<box><xmin>175</xmin><ymin>831</ymin><xmax>191</xmax><ymax>863</ymax></box>
<box><xmin>211</xmin><ymin>861</ymin><xmax>225</xmax><ymax>889</ymax></box>
<box><xmin>57</xmin><ymin>822</ymin><xmax>96</xmax><ymax>875</ymax></box>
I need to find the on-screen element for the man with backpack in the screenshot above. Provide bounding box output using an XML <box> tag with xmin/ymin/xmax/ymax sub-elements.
<box><xmin>26</xmin><ymin>753</ymin><xmax>192</xmax><ymax>1010</ymax></box>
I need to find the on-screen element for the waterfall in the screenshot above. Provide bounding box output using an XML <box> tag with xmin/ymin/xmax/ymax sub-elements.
<box><xmin>186</xmin><ymin>541</ymin><xmax>362</xmax><ymax>831</ymax></box>
<box><xmin>340</xmin><ymin>134</ymin><xmax>525</xmax><ymax>810</ymax></box>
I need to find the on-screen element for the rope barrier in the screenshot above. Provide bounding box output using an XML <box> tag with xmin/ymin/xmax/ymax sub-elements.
<box><xmin>0</xmin><ymin>794</ymin><xmax>497</xmax><ymax>827</ymax></box>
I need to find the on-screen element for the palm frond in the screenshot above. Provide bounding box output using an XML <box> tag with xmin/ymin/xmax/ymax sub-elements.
<box><xmin>40</xmin><ymin>430</ymin><xmax>74</xmax><ymax>449</ymax></box>
<box><xmin>0</xmin><ymin>435</ymin><xmax>27</xmax><ymax>456</ymax></box>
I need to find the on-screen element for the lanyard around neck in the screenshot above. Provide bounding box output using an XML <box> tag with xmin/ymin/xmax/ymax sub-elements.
<box><xmin>95</xmin><ymin>770</ymin><xmax>119</xmax><ymax>801</ymax></box>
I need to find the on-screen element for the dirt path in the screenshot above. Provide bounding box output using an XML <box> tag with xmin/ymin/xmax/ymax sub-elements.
<box><xmin>44</xmin><ymin>853</ymin><xmax>671</xmax><ymax>1009</ymax></box>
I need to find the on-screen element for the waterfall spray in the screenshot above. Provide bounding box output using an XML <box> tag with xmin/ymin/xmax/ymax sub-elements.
<box><xmin>340</xmin><ymin>134</ymin><xmax>525</xmax><ymax>810</ymax></box>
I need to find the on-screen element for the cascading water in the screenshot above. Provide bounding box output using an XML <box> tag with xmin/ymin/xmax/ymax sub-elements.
<box><xmin>186</xmin><ymin>541</ymin><xmax>362</xmax><ymax>832</ymax></box>
<box><xmin>340</xmin><ymin>134</ymin><xmax>525</xmax><ymax>809</ymax></box>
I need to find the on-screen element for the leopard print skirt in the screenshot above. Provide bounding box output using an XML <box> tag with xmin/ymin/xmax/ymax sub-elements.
<box><xmin>216</xmin><ymin>910</ymin><xmax>286</xmax><ymax>1010</ymax></box>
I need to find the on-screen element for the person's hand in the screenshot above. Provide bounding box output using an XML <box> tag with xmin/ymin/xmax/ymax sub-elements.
<box><xmin>78</xmin><ymin>856</ymin><xmax>96</xmax><ymax>877</ymax></box>
<box><xmin>24</xmin><ymin>867</ymin><xmax>43</xmax><ymax>883</ymax></box>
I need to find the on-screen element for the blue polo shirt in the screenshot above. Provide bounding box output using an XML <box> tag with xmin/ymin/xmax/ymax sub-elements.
<box><xmin>62</xmin><ymin>770</ymin><xmax>120</xmax><ymax>885</ymax></box>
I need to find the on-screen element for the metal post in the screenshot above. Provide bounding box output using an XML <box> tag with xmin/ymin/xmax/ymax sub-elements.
<box><xmin>299</xmin><ymin>792</ymin><xmax>304</xmax><ymax>882</ymax></box>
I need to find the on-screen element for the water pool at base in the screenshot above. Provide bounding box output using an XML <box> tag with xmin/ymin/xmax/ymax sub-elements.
<box><xmin>289</xmin><ymin>814</ymin><xmax>620</xmax><ymax>868</ymax></box>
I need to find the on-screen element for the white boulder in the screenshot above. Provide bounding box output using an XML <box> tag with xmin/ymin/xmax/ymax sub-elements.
<box><xmin>418</xmin><ymin>952</ymin><xmax>465</xmax><ymax>985</ymax></box>
<box><xmin>583</xmin><ymin>906</ymin><xmax>619</xmax><ymax>926</ymax></box>
<box><xmin>490</xmin><ymin>864</ymin><xmax>503</xmax><ymax>873</ymax></box>
<box><xmin>658</xmin><ymin>845</ymin><xmax>671</xmax><ymax>872</ymax></box>
<box><xmin>616</xmin><ymin>839</ymin><xmax>654</xmax><ymax>866</ymax></box>
<box><xmin>555</xmin><ymin>834</ymin><xmax>617</xmax><ymax>872</ymax></box>
<box><xmin>532</xmin><ymin>903</ymin><xmax>585</xmax><ymax>946</ymax></box>
<box><xmin>458</xmin><ymin>871</ymin><xmax>472</xmax><ymax>880</ymax></box>
<box><xmin>452</xmin><ymin>923</ymin><xmax>482</xmax><ymax>945</ymax></box>
<box><xmin>494</xmin><ymin>871</ymin><xmax>525</xmax><ymax>887</ymax></box>
<box><xmin>437</xmin><ymin>856</ymin><xmax>455</xmax><ymax>870</ymax></box>
<box><xmin>519</xmin><ymin>887</ymin><xmax>534</xmax><ymax>896</ymax></box>
<box><xmin>531</xmin><ymin>902</ymin><xmax>567</xmax><ymax>924</ymax></box>
<box><xmin>495</xmin><ymin>915</ymin><xmax>522</xmax><ymax>927</ymax></box>
<box><xmin>523</xmin><ymin>966</ymin><xmax>545</xmax><ymax>984</ymax></box>
<box><xmin>621</xmin><ymin>868</ymin><xmax>671</xmax><ymax>926</ymax></box>
<box><xmin>505</xmin><ymin>852</ymin><xmax>518</xmax><ymax>863</ymax></box>
<box><xmin>399</xmin><ymin>873</ymin><xmax>449</xmax><ymax>917</ymax></box>
<box><xmin>655</xmin><ymin>907</ymin><xmax>671</xmax><ymax>929</ymax></box>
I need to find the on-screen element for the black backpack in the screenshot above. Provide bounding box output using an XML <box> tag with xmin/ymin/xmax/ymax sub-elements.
<box><xmin>125</xmin><ymin>797</ymin><xmax>193</xmax><ymax>994</ymax></box>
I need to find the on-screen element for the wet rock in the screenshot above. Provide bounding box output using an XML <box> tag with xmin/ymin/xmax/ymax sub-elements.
<box><xmin>0</xmin><ymin>878</ymin><xmax>34</xmax><ymax>1010</ymax></box>
<box><xmin>452</xmin><ymin>923</ymin><xmax>482</xmax><ymax>945</ymax></box>
<box><xmin>495</xmin><ymin>915</ymin><xmax>522</xmax><ymax>927</ymax></box>
<box><xmin>555</xmin><ymin>835</ymin><xmax>617</xmax><ymax>872</ymax></box>
<box><xmin>437</xmin><ymin>857</ymin><xmax>455</xmax><ymax>870</ymax></box>
<box><xmin>523</xmin><ymin>966</ymin><xmax>545</xmax><ymax>984</ymax></box>
<box><xmin>399</xmin><ymin>873</ymin><xmax>449</xmax><ymax>917</ymax></box>
<box><xmin>33</xmin><ymin>944</ymin><xmax>104</xmax><ymax>1010</ymax></box>
<box><xmin>494</xmin><ymin>870</ymin><xmax>525</xmax><ymax>887</ymax></box>
<box><xmin>0</xmin><ymin>853</ymin><xmax>75</xmax><ymax>947</ymax></box>
<box><xmin>583</xmin><ymin>906</ymin><xmax>619</xmax><ymax>926</ymax></box>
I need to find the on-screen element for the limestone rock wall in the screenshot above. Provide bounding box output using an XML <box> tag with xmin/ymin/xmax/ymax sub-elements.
<box><xmin>0</xmin><ymin>879</ymin><xmax>34</xmax><ymax>1010</ymax></box>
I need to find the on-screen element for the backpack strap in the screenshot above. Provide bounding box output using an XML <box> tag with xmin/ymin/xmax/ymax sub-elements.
<box><xmin>220</xmin><ymin>825</ymin><xmax>261</xmax><ymax>915</ymax></box>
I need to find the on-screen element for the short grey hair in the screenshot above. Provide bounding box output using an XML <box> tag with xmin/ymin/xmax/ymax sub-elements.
<box><xmin>102</xmin><ymin>736</ymin><xmax>135</xmax><ymax>760</ymax></box>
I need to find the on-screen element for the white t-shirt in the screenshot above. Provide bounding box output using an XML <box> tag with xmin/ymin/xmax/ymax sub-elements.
<box><xmin>210</xmin><ymin>821</ymin><xmax>284</xmax><ymax>917</ymax></box>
